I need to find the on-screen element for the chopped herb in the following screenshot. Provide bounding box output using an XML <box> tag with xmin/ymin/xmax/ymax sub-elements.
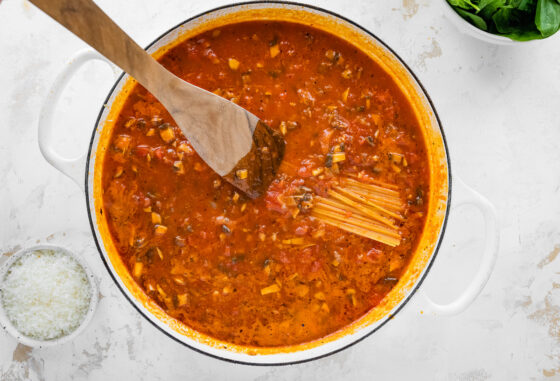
<box><xmin>325</xmin><ymin>153</ymin><xmax>333</xmax><ymax>168</ymax></box>
<box><xmin>415</xmin><ymin>186</ymin><xmax>424</xmax><ymax>206</ymax></box>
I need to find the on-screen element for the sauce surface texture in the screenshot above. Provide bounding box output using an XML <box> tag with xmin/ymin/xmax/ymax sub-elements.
<box><xmin>102</xmin><ymin>21</ymin><xmax>429</xmax><ymax>347</ymax></box>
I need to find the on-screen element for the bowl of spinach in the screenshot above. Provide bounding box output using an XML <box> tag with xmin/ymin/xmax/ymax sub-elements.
<box><xmin>443</xmin><ymin>0</ymin><xmax>560</xmax><ymax>43</ymax></box>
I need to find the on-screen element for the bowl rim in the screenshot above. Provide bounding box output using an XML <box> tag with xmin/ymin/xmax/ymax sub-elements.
<box><xmin>0</xmin><ymin>244</ymin><xmax>99</xmax><ymax>348</ymax></box>
<box><xmin>84</xmin><ymin>0</ymin><xmax>452</xmax><ymax>365</ymax></box>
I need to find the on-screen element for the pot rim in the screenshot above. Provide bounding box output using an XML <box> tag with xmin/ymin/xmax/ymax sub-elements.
<box><xmin>84</xmin><ymin>0</ymin><xmax>452</xmax><ymax>366</ymax></box>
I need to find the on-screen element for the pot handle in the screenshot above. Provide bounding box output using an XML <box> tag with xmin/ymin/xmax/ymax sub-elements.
<box><xmin>38</xmin><ymin>49</ymin><xmax>119</xmax><ymax>191</ymax></box>
<box><xmin>423</xmin><ymin>176</ymin><xmax>499</xmax><ymax>315</ymax></box>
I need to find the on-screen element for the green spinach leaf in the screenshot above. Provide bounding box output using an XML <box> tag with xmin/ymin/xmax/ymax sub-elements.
<box><xmin>492</xmin><ymin>7</ymin><xmax>535</xmax><ymax>33</ymax></box>
<box><xmin>535</xmin><ymin>0</ymin><xmax>560</xmax><ymax>37</ymax></box>
<box><xmin>449</xmin><ymin>0</ymin><xmax>481</xmax><ymax>11</ymax></box>
<box><xmin>478</xmin><ymin>0</ymin><xmax>508</xmax><ymax>12</ymax></box>
<box><xmin>455</xmin><ymin>7</ymin><xmax>489</xmax><ymax>30</ymax></box>
<box><xmin>513</xmin><ymin>0</ymin><xmax>537</xmax><ymax>11</ymax></box>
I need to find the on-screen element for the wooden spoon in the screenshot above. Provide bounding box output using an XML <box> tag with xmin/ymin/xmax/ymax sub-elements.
<box><xmin>30</xmin><ymin>0</ymin><xmax>285</xmax><ymax>198</ymax></box>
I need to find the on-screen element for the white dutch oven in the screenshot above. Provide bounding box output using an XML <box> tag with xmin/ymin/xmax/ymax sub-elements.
<box><xmin>37</xmin><ymin>2</ymin><xmax>499</xmax><ymax>365</ymax></box>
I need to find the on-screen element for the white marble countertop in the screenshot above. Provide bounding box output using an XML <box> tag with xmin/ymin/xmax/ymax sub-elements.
<box><xmin>1</xmin><ymin>0</ymin><xmax>560</xmax><ymax>379</ymax></box>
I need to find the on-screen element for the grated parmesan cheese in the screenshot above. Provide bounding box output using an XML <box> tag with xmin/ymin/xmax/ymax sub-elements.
<box><xmin>1</xmin><ymin>249</ymin><xmax>92</xmax><ymax>340</ymax></box>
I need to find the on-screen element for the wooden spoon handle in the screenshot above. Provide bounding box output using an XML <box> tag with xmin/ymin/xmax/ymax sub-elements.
<box><xmin>30</xmin><ymin>0</ymin><xmax>286</xmax><ymax>198</ymax></box>
<box><xmin>29</xmin><ymin>0</ymin><xmax>173</xmax><ymax>96</ymax></box>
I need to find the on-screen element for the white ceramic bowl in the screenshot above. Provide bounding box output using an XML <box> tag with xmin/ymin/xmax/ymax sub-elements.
<box><xmin>0</xmin><ymin>245</ymin><xmax>98</xmax><ymax>348</ymax></box>
<box><xmin>441</xmin><ymin>0</ymin><xmax>533</xmax><ymax>45</ymax></box>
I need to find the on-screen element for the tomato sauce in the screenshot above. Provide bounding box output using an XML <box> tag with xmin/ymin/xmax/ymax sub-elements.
<box><xmin>102</xmin><ymin>21</ymin><xmax>429</xmax><ymax>347</ymax></box>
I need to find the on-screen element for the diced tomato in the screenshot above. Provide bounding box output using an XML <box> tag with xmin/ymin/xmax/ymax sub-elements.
<box><xmin>294</xmin><ymin>226</ymin><xmax>309</xmax><ymax>236</ymax></box>
<box><xmin>153</xmin><ymin>147</ymin><xmax>165</xmax><ymax>160</ymax></box>
<box><xmin>265</xmin><ymin>190</ymin><xmax>287</xmax><ymax>214</ymax></box>
<box><xmin>319</xmin><ymin>129</ymin><xmax>334</xmax><ymax>154</ymax></box>
<box><xmin>310</xmin><ymin>260</ymin><xmax>322</xmax><ymax>273</ymax></box>
<box><xmin>214</xmin><ymin>216</ymin><xmax>230</xmax><ymax>225</ymax></box>
<box><xmin>407</xmin><ymin>152</ymin><xmax>418</xmax><ymax>165</ymax></box>
<box><xmin>297</xmin><ymin>165</ymin><xmax>311</xmax><ymax>177</ymax></box>
<box><xmin>298</xmin><ymin>159</ymin><xmax>316</xmax><ymax>177</ymax></box>
<box><xmin>299</xmin><ymin>246</ymin><xmax>317</xmax><ymax>268</ymax></box>
<box><xmin>265</xmin><ymin>180</ymin><xmax>291</xmax><ymax>214</ymax></box>
<box><xmin>276</xmin><ymin>250</ymin><xmax>291</xmax><ymax>264</ymax></box>
<box><xmin>113</xmin><ymin>134</ymin><xmax>132</xmax><ymax>153</ymax></box>
<box><xmin>374</xmin><ymin>90</ymin><xmax>391</xmax><ymax>104</ymax></box>
<box><xmin>203</xmin><ymin>48</ymin><xmax>219</xmax><ymax>62</ymax></box>
<box><xmin>358</xmin><ymin>136</ymin><xmax>367</xmax><ymax>146</ymax></box>
<box><xmin>134</xmin><ymin>144</ymin><xmax>151</xmax><ymax>158</ymax></box>
<box><xmin>366</xmin><ymin>247</ymin><xmax>383</xmax><ymax>262</ymax></box>
<box><xmin>131</xmin><ymin>193</ymin><xmax>142</xmax><ymax>206</ymax></box>
<box><xmin>312</xmin><ymin>181</ymin><xmax>330</xmax><ymax>197</ymax></box>
<box><xmin>288</xmin><ymin>178</ymin><xmax>304</xmax><ymax>189</ymax></box>
<box><xmin>297</xmin><ymin>88</ymin><xmax>315</xmax><ymax>105</ymax></box>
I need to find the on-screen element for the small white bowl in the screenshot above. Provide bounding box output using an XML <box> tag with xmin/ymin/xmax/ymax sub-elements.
<box><xmin>441</xmin><ymin>0</ymin><xmax>535</xmax><ymax>45</ymax></box>
<box><xmin>0</xmin><ymin>245</ymin><xmax>98</xmax><ymax>348</ymax></box>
